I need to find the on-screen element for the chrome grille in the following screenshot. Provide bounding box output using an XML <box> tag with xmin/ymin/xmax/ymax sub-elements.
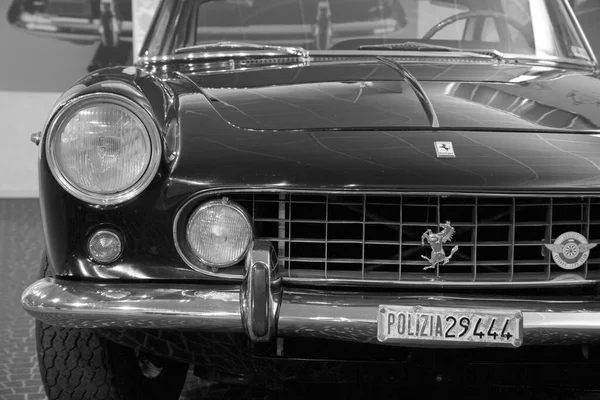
<box><xmin>227</xmin><ymin>193</ymin><xmax>600</xmax><ymax>284</ymax></box>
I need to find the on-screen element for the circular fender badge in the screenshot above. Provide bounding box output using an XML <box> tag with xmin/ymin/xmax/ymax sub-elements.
<box><xmin>544</xmin><ymin>232</ymin><xmax>598</xmax><ymax>270</ymax></box>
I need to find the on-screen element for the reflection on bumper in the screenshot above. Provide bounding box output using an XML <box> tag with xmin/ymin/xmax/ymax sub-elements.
<box><xmin>21</xmin><ymin>276</ymin><xmax>600</xmax><ymax>346</ymax></box>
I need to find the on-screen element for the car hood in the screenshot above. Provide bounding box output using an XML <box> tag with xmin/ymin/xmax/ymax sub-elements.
<box><xmin>162</xmin><ymin>61</ymin><xmax>600</xmax><ymax>195</ymax></box>
<box><xmin>183</xmin><ymin>60</ymin><xmax>600</xmax><ymax>131</ymax></box>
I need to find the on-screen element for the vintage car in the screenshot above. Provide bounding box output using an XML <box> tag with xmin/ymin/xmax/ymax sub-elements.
<box><xmin>21</xmin><ymin>0</ymin><xmax>600</xmax><ymax>398</ymax></box>
<box><xmin>8</xmin><ymin>0</ymin><xmax>133</xmax><ymax>70</ymax></box>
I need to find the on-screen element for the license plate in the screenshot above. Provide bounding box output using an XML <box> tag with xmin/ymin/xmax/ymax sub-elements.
<box><xmin>377</xmin><ymin>306</ymin><xmax>523</xmax><ymax>347</ymax></box>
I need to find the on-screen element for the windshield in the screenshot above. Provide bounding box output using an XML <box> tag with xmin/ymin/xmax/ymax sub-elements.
<box><xmin>144</xmin><ymin>0</ymin><xmax>592</xmax><ymax>62</ymax></box>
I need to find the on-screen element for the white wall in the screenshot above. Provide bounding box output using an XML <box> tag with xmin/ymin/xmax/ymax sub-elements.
<box><xmin>0</xmin><ymin>92</ymin><xmax>61</xmax><ymax>198</ymax></box>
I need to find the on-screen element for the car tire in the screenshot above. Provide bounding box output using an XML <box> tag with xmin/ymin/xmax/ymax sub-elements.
<box><xmin>35</xmin><ymin>254</ymin><xmax>189</xmax><ymax>400</ymax></box>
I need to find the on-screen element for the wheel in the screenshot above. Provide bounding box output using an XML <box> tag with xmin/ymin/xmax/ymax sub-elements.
<box><xmin>36</xmin><ymin>254</ymin><xmax>189</xmax><ymax>400</ymax></box>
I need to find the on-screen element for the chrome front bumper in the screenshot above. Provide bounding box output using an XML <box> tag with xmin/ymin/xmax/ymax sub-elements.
<box><xmin>22</xmin><ymin>242</ymin><xmax>600</xmax><ymax>346</ymax></box>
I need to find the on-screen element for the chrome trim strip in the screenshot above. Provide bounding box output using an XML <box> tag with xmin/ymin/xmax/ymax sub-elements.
<box><xmin>174</xmin><ymin>187</ymin><xmax>600</xmax><ymax>203</ymax></box>
<box><xmin>45</xmin><ymin>93</ymin><xmax>162</xmax><ymax>206</ymax></box>
<box><xmin>283</xmin><ymin>275</ymin><xmax>598</xmax><ymax>289</ymax></box>
<box><xmin>140</xmin><ymin>50</ymin><xmax>309</xmax><ymax>65</ymax></box>
<box><xmin>174</xmin><ymin>42</ymin><xmax>309</xmax><ymax>60</ymax></box>
<box><xmin>139</xmin><ymin>49</ymin><xmax>497</xmax><ymax>65</ymax></box>
<box><xmin>376</xmin><ymin>56</ymin><xmax>440</xmax><ymax>128</ymax></box>
<box><xmin>22</xmin><ymin>278</ymin><xmax>600</xmax><ymax>345</ymax></box>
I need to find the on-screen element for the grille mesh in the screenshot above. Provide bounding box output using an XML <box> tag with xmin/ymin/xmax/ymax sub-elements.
<box><xmin>225</xmin><ymin>193</ymin><xmax>600</xmax><ymax>284</ymax></box>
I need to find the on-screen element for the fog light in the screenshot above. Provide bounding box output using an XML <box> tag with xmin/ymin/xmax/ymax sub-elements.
<box><xmin>186</xmin><ymin>198</ymin><xmax>253</xmax><ymax>268</ymax></box>
<box><xmin>88</xmin><ymin>230</ymin><xmax>122</xmax><ymax>264</ymax></box>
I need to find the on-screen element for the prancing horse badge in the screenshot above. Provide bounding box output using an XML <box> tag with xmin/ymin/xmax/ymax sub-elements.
<box><xmin>435</xmin><ymin>142</ymin><xmax>455</xmax><ymax>158</ymax></box>
<box><xmin>421</xmin><ymin>221</ymin><xmax>459</xmax><ymax>271</ymax></box>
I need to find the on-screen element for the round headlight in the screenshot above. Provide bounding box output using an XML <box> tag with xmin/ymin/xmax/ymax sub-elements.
<box><xmin>186</xmin><ymin>199</ymin><xmax>253</xmax><ymax>268</ymax></box>
<box><xmin>45</xmin><ymin>93</ymin><xmax>161</xmax><ymax>205</ymax></box>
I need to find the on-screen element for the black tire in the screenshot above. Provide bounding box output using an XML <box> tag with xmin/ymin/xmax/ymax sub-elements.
<box><xmin>36</xmin><ymin>255</ymin><xmax>189</xmax><ymax>400</ymax></box>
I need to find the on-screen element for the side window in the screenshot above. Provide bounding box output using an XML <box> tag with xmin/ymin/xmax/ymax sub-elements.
<box><xmin>481</xmin><ymin>17</ymin><xmax>500</xmax><ymax>42</ymax></box>
<box><xmin>461</xmin><ymin>17</ymin><xmax>502</xmax><ymax>43</ymax></box>
<box><xmin>416</xmin><ymin>1</ymin><xmax>468</xmax><ymax>40</ymax></box>
<box><xmin>500</xmin><ymin>0</ymin><xmax>534</xmax><ymax>52</ymax></box>
<box><xmin>574</xmin><ymin>0</ymin><xmax>600</xmax><ymax>59</ymax></box>
<box><xmin>507</xmin><ymin>23</ymin><xmax>531</xmax><ymax>50</ymax></box>
<box><xmin>429</xmin><ymin>19</ymin><xmax>467</xmax><ymax>40</ymax></box>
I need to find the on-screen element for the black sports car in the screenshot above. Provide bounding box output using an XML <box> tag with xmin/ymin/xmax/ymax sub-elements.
<box><xmin>20</xmin><ymin>0</ymin><xmax>600</xmax><ymax>398</ymax></box>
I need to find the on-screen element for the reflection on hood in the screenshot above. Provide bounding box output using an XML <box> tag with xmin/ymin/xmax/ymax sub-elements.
<box><xmin>446</xmin><ymin>82</ymin><xmax>598</xmax><ymax>130</ymax></box>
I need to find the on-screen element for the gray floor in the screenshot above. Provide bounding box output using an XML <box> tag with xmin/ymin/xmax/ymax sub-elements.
<box><xmin>2</xmin><ymin>199</ymin><xmax>600</xmax><ymax>400</ymax></box>
<box><xmin>0</xmin><ymin>199</ymin><xmax>46</xmax><ymax>400</ymax></box>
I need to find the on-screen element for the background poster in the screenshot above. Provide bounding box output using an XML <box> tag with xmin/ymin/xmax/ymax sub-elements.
<box><xmin>133</xmin><ymin>0</ymin><xmax>160</xmax><ymax>56</ymax></box>
<box><xmin>0</xmin><ymin>0</ymin><xmax>137</xmax><ymax>197</ymax></box>
<box><xmin>0</xmin><ymin>0</ymin><xmax>599</xmax><ymax>198</ymax></box>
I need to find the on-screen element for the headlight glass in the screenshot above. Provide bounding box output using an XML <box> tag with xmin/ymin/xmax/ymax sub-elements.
<box><xmin>186</xmin><ymin>200</ymin><xmax>253</xmax><ymax>268</ymax></box>
<box><xmin>87</xmin><ymin>229</ymin><xmax>123</xmax><ymax>264</ymax></box>
<box><xmin>55</xmin><ymin>104</ymin><xmax>150</xmax><ymax>193</ymax></box>
<box><xmin>46</xmin><ymin>94</ymin><xmax>161</xmax><ymax>205</ymax></box>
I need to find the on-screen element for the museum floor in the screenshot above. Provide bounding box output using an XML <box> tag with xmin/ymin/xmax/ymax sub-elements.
<box><xmin>2</xmin><ymin>198</ymin><xmax>600</xmax><ymax>400</ymax></box>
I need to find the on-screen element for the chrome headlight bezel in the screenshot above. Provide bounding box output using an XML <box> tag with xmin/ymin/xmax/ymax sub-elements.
<box><xmin>44</xmin><ymin>92</ymin><xmax>162</xmax><ymax>206</ymax></box>
<box><xmin>184</xmin><ymin>199</ymin><xmax>254</xmax><ymax>270</ymax></box>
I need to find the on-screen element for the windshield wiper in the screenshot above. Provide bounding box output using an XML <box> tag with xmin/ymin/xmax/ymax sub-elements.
<box><xmin>358</xmin><ymin>42</ymin><xmax>505</xmax><ymax>62</ymax></box>
<box><xmin>376</xmin><ymin>56</ymin><xmax>439</xmax><ymax>129</ymax></box>
<box><xmin>174</xmin><ymin>41</ymin><xmax>309</xmax><ymax>59</ymax></box>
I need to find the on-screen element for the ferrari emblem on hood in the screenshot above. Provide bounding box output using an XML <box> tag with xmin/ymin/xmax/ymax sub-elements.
<box><xmin>435</xmin><ymin>142</ymin><xmax>455</xmax><ymax>158</ymax></box>
<box><xmin>544</xmin><ymin>232</ymin><xmax>597</xmax><ymax>270</ymax></box>
<box><xmin>421</xmin><ymin>221</ymin><xmax>459</xmax><ymax>271</ymax></box>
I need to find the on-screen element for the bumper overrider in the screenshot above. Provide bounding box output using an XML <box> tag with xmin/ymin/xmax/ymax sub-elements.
<box><xmin>21</xmin><ymin>241</ymin><xmax>600</xmax><ymax>347</ymax></box>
